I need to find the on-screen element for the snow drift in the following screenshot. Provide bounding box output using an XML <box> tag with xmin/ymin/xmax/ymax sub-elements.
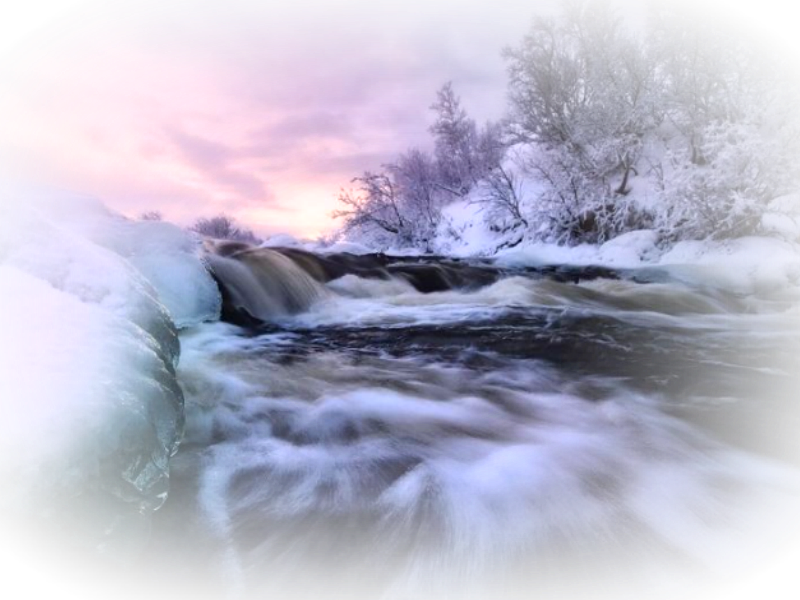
<box><xmin>0</xmin><ymin>192</ymin><xmax>221</xmax><ymax>561</ymax></box>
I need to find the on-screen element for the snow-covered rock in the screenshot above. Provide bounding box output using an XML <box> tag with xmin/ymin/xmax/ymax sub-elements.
<box><xmin>319</xmin><ymin>241</ymin><xmax>373</xmax><ymax>255</ymax></box>
<box><xmin>0</xmin><ymin>179</ymin><xmax>221</xmax><ymax>328</ymax></box>
<box><xmin>0</xmin><ymin>266</ymin><xmax>182</xmax><ymax>551</ymax></box>
<box><xmin>261</xmin><ymin>233</ymin><xmax>305</xmax><ymax>248</ymax></box>
<box><xmin>658</xmin><ymin>237</ymin><xmax>800</xmax><ymax>296</ymax></box>
<box><xmin>0</xmin><ymin>192</ymin><xmax>221</xmax><ymax>560</ymax></box>
<box><xmin>495</xmin><ymin>230</ymin><xmax>661</xmax><ymax>269</ymax></box>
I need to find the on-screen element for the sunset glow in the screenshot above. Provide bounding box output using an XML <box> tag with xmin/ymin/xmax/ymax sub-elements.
<box><xmin>0</xmin><ymin>0</ymin><xmax>796</xmax><ymax>238</ymax></box>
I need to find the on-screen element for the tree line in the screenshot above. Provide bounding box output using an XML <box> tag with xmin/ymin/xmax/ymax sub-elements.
<box><xmin>333</xmin><ymin>82</ymin><xmax>507</xmax><ymax>251</ymax></box>
<box><xmin>334</xmin><ymin>1</ymin><xmax>800</xmax><ymax>250</ymax></box>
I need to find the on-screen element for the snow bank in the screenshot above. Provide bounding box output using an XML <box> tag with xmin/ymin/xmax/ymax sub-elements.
<box><xmin>495</xmin><ymin>230</ymin><xmax>800</xmax><ymax>298</ymax></box>
<box><xmin>262</xmin><ymin>234</ymin><xmax>375</xmax><ymax>257</ymax></box>
<box><xmin>0</xmin><ymin>191</ymin><xmax>221</xmax><ymax>560</ymax></box>
<box><xmin>319</xmin><ymin>241</ymin><xmax>373</xmax><ymax>255</ymax></box>
<box><xmin>762</xmin><ymin>193</ymin><xmax>800</xmax><ymax>241</ymax></box>
<box><xmin>658</xmin><ymin>237</ymin><xmax>800</xmax><ymax>296</ymax></box>
<box><xmin>0</xmin><ymin>199</ymin><xmax>177</xmax><ymax>348</ymax></box>
<box><xmin>495</xmin><ymin>229</ymin><xmax>661</xmax><ymax>269</ymax></box>
<box><xmin>16</xmin><ymin>191</ymin><xmax>221</xmax><ymax>328</ymax></box>
<box><xmin>91</xmin><ymin>220</ymin><xmax>220</xmax><ymax>328</ymax></box>
<box><xmin>261</xmin><ymin>232</ymin><xmax>306</xmax><ymax>248</ymax></box>
<box><xmin>0</xmin><ymin>267</ymin><xmax>182</xmax><ymax>544</ymax></box>
<box><xmin>436</xmin><ymin>199</ymin><xmax>501</xmax><ymax>257</ymax></box>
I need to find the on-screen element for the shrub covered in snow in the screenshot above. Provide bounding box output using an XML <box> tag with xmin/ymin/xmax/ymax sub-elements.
<box><xmin>333</xmin><ymin>83</ymin><xmax>505</xmax><ymax>252</ymax></box>
<box><xmin>334</xmin><ymin>2</ymin><xmax>800</xmax><ymax>254</ymax></box>
<box><xmin>191</xmin><ymin>214</ymin><xmax>261</xmax><ymax>244</ymax></box>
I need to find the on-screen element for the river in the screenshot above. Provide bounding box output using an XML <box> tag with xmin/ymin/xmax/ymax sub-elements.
<box><xmin>144</xmin><ymin>247</ymin><xmax>800</xmax><ymax>600</ymax></box>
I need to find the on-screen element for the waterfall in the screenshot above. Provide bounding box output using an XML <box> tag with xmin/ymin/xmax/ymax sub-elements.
<box><xmin>205</xmin><ymin>246</ymin><xmax>327</xmax><ymax>322</ymax></box>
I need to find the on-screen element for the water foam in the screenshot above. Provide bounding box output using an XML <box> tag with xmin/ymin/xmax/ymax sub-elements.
<box><xmin>164</xmin><ymin>322</ymin><xmax>800</xmax><ymax>600</ymax></box>
<box><xmin>280</xmin><ymin>273</ymin><xmax>756</xmax><ymax>331</ymax></box>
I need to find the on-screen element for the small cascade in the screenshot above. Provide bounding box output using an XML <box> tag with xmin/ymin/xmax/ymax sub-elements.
<box><xmin>386</xmin><ymin>262</ymin><xmax>500</xmax><ymax>292</ymax></box>
<box><xmin>204</xmin><ymin>240</ymin><xmax>501</xmax><ymax>326</ymax></box>
<box><xmin>272</xmin><ymin>247</ymin><xmax>397</xmax><ymax>283</ymax></box>
<box><xmin>225</xmin><ymin>244</ymin><xmax>506</xmax><ymax>292</ymax></box>
<box><xmin>203</xmin><ymin>241</ymin><xmax>643</xmax><ymax>326</ymax></box>
<box><xmin>205</xmin><ymin>246</ymin><xmax>327</xmax><ymax>322</ymax></box>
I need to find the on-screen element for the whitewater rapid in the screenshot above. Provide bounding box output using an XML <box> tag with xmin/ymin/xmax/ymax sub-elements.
<box><xmin>3</xmin><ymin>196</ymin><xmax>799</xmax><ymax>600</ymax></box>
<box><xmin>147</xmin><ymin>261</ymin><xmax>800</xmax><ymax>600</ymax></box>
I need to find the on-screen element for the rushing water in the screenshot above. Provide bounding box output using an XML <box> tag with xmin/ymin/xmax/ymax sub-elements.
<box><xmin>144</xmin><ymin>247</ymin><xmax>800</xmax><ymax>600</ymax></box>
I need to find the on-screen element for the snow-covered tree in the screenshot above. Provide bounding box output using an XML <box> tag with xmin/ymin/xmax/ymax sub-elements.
<box><xmin>657</xmin><ymin>112</ymin><xmax>800</xmax><ymax>240</ymax></box>
<box><xmin>480</xmin><ymin>166</ymin><xmax>527</xmax><ymax>229</ymax></box>
<box><xmin>429</xmin><ymin>83</ymin><xmax>505</xmax><ymax>198</ymax></box>
<box><xmin>333</xmin><ymin>172</ymin><xmax>413</xmax><ymax>249</ymax></box>
<box><xmin>139</xmin><ymin>210</ymin><xmax>163</xmax><ymax>221</ymax></box>
<box><xmin>334</xmin><ymin>151</ymin><xmax>447</xmax><ymax>252</ymax></box>
<box><xmin>504</xmin><ymin>20</ymin><xmax>580</xmax><ymax>147</ymax></box>
<box><xmin>649</xmin><ymin>7</ymin><xmax>800</xmax><ymax>239</ymax></box>
<box><xmin>429</xmin><ymin>82</ymin><xmax>479</xmax><ymax>195</ymax></box>
<box><xmin>502</xmin><ymin>0</ymin><xmax>799</xmax><ymax>244</ymax></box>
<box><xmin>505</xmin><ymin>2</ymin><xmax>653</xmax><ymax>150</ymax></box>
<box><xmin>335</xmin><ymin>85</ymin><xmax>508</xmax><ymax>251</ymax></box>
<box><xmin>389</xmin><ymin>149</ymin><xmax>445</xmax><ymax>251</ymax></box>
<box><xmin>504</xmin><ymin>1</ymin><xmax>658</xmax><ymax>242</ymax></box>
<box><xmin>191</xmin><ymin>214</ymin><xmax>260</xmax><ymax>243</ymax></box>
<box><xmin>649</xmin><ymin>8</ymin><xmax>748</xmax><ymax>166</ymax></box>
<box><xmin>518</xmin><ymin>144</ymin><xmax>647</xmax><ymax>243</ymax></box>
<box><xmin>336</xmin><ymin>1</ymin><xmax>800</xmax><ymax>251</ymax></box>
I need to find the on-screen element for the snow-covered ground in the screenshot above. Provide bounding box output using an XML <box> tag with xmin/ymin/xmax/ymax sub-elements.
<box><xmin>496</xmin><ymin>232</ymin><xmax>800</xmax><ymax>296</ymax></box>
<box><xmin>0</xmin><ymin>190</ymin><xmax>221</xmax><ymax>567</ymax></box>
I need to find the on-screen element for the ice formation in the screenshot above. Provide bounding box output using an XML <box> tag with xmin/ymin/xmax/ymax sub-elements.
<box><xmin>0</xmin><ymin>193</ymin><xmax>221</xmax><ymax>560</ymax></box>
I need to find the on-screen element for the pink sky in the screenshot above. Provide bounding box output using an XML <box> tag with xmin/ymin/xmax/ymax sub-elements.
<box><xmin>0</xmin><ymin>0</ymin><xmax>796</xmax><ymax>239</ymax></box>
